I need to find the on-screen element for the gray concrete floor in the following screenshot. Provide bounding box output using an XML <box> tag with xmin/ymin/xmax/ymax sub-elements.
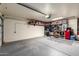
<box><xmin>0</xmin><ymin>36</ymin><xmax>79</xmax><ymax>56</ymax></box>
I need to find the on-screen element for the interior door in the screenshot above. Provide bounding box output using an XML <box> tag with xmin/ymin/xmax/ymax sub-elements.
<box><xmin>0</xmin><ymin>18</ymin><xmax>2</xmax><ymax>46</ymax></box>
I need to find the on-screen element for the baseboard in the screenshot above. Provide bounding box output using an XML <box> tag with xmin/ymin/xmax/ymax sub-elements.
<box><xmin>4</xmin><ymin>36</ymin><xmax>44</xmax><ymax>44</ymax></box>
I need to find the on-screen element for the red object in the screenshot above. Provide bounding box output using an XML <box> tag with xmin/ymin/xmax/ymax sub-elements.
<box><xmin>64</xmin><ymin>30</ymin><xmax>70</xmax><ymax>40</ymax></box>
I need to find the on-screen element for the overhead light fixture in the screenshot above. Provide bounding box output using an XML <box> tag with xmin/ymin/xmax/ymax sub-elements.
<box><xmin>45</xmin><ymin>14</ymin><xmax>51</xmax><ymax>19</ymax></box>
<box><xmin>45</xmin><ymin>14</ymin><xmax>49</xmax><ymax>18</ymax></box>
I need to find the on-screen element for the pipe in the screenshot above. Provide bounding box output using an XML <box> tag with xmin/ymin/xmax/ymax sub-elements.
<box><xmin>17</xmin><ymin>3</ymin><xmax>46</xmax><ymax>15</ymax></box>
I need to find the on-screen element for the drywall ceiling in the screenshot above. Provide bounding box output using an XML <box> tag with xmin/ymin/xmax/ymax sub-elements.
<box><xmin>0</xmin><ymin>3</ymin><xmax>79</xmax><ymax>21</ymax></box>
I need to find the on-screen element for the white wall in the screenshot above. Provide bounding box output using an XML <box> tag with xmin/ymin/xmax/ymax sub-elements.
<box><xmin>4</xmin><ymin>19</ymin><xmax>44</xmax><ymax>43</ymax></box>
<box><xmin>68</xmin><ymin>18</ymin><xmax>77</xmax><ymax>35</ymax></box>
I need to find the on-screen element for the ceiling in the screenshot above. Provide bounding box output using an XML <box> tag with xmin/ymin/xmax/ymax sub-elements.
<box><xmin>0</xmin><ymin>3</ymin><xmax>79</xmax><ymax>21</ymax></box>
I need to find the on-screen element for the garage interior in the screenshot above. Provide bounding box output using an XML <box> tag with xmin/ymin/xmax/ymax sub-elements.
<box><xmin>0</xmin><ymin>3</ymin><xmax>79</xmax><ymax>56</ymax></box>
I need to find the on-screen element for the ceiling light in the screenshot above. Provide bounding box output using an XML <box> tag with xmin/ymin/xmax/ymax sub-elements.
<box><xmin>45</xmin><ymin>14</ymin><xmax>49</xmax><ymax>18</ymax></box>
<box><xmin>45</xmin><ymin>14</ymin><xmax>51</xmax><ymax>19</ymax></box>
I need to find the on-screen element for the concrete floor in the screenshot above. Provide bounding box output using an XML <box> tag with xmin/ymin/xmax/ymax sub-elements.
<box><xmin>0</xmin><ymin>36</ymin><xmax>79</xmax><ymax>56</ymax></box>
